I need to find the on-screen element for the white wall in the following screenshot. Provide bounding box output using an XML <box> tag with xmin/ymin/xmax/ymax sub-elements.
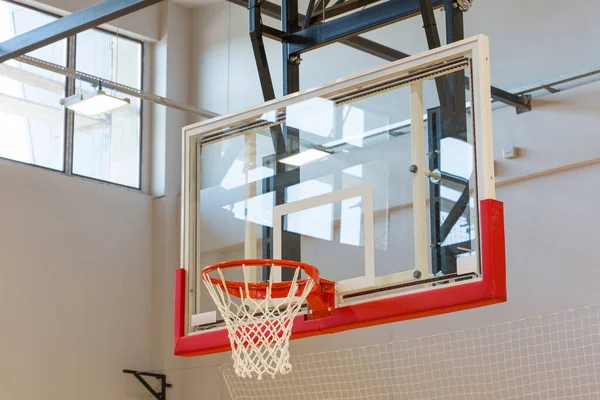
<box><xmin>190</xmin><ymin>3</ymin><xmax>283</xmax><ymax>113</ymax></box>
<box><xmin>181</xmin><ymin>1</ymin><xmax>600</xmax><ymax>398</ymax></box>
<box><xmin>0</xmin><ymin>160</ymin><xmax>154</xmax><ymax>399</ymax></box>
<box><xmin>0</xmin><ymin>0</ymin><xmax>210</xmax><ymax>397</ymax></box>
<box><xmin>149</xmin><ymin>4</ymin><xmax>199</xmax><ymax>400</ymax></box>
<box><xmin>0</xmin><ymin>1</ymin><xmax>171</xmax><ymax>398</ymax></box>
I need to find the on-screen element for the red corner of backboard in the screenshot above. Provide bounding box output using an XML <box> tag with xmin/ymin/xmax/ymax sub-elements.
<box><xmin>174</xmin><ymin>268</ymin><xmax>234</xmax><ymax>357</ymax></box>
<box><xmin>314</xmin><ymin>198</ymin><xmax>506</xmax><ymax>332</ymax></box>
<box><xmin>479</xmin><ymin>199</ymin><xmax>507</xmax><ymax>302</ymax></box>
<box><xmin>174</xmin><ymin>199</ymin><xmax>506</xmax><ymax>357</ymax></box>
<box><xmin>174</xmin><ymin>268</ymin><xmax>186</xmax><ymax>353</ymax></box>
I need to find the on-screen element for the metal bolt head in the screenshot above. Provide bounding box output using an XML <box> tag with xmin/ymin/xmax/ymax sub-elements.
<box><xmin>413</xmin><ymin>270</ymin><xmax>422</xmax><ymax>279</ymax></box>
<box><xmin>289</xmin><ymin>55</ymin><xmax>302</xmax><ymax>65</ymax></box>
<box><xmin>455</xmin><ymin>0</ymin><xmax>472</xmax><ymax>11</ymax></box>
<box><xmin>328</xmin><ymin>307</ymin><xmax>332</xmax><ymax>312</ymax></box>
<box><xmin>309</xmin><ymin>309</ymin><xmax>314</xmax><ymax>315</ymax></box>
<box><xmin>409</xmin><ymin>164</ymin><xmax>418</xmax><ymax>174</ymax></box>
<box><xmin>429</xmin><ymin>168</ymin><xmax>442</xmax><ymax>184</ymax></box>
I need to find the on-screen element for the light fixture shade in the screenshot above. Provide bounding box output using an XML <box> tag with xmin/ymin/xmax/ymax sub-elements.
<box><xmin>61</xmin><ymin>89</ymin><xmax>130</xmax><ymax>116</ymax></box>
<box><xmin>279</xmin><ymin>148</ymin><xmax>329</xmax><ymax>167</ymax></box>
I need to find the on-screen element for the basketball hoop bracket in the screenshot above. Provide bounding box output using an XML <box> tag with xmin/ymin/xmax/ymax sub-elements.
<box><xmin>306</xmin><ymin>278</ymin><xmax>336</xmax><ymax>319</ymax></box>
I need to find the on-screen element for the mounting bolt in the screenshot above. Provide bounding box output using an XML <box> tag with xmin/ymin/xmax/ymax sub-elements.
<box><xmin>328</xmin><ymin>307</ymin><xmax>332</xmax><ymax>312</ymax></box>
<box><xmin>288</xmin><ymin>55</ymin><xmax>302</xmax><ymax>65</ymax></box>
<box><xmin>413</xmin><ymin>270</ymin><xmax>422</xmax><ymax>279</ymax></box>
<box><xmin>455</xmin><ymin>0</ymin><xmax>472</xmax><ymax>12</ymax></box>
<box><xmin>309</xmin><ymin>309</ymin><xmax>314</xmax><ymax>315</ymax></box>
<box><xmin>516</xmin><ymin>94</ymin><xmax>532</xmax><ymax>114</ymax></box>
<box><xmin>409</xmin><ymin>164</ymin><xmax>418</xmax><ymax>173</ymax></box>
<box><xmin>428</xmin><ymin>168</ymin><xmax>442</xmax><ymax>184</ymax></box>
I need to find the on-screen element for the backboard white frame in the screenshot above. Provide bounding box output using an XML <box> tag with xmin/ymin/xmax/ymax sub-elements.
<box><xmin>179</xmin><ymin>35</ymin><xmax>495</xmax><ymax>342</ymax></box>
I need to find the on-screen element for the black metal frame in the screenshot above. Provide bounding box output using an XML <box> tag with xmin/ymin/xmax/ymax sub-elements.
<box><xmin>244</xmin><ymin>0</ymin><xmax>522</xmax><ymax>277</ymax></box>
<box><xmin>279</xmin><ymin>0</ymin><xmax>302</xmax><ymax>279</ymax></box>
<box><xmin>230</xmin><ymin>0</ymin><xmax>530</xmax><ymax>113</ymax></box>
<box><xmin>1</xmin><ymin>0</ymin><xmax>527</xmax><ymax>113</ymax></box>
<box><xmin>287</xmin><ymin>0</ymin><xmax>442</xmax><ymax>55</ymax></box>
<box><xmin>250</xmin><ymin>0</ymin><xmax>303</xmax><ymax>280</ymax></box>
<box><xmin>123</xmin><ymin>370</ymin><xmax>172</xmax><ymax>400</ymax></box>
<box><xmin>420</xmin><ymin>0</ymin><xmax>468</xmax><ymax>274</ymax></box>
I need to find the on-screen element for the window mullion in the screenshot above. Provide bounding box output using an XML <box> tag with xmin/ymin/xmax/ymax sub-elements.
<box><xmin>64</xmin><ymin>34</ymin><xmax>76</xmax><ymax>176</ymax></box>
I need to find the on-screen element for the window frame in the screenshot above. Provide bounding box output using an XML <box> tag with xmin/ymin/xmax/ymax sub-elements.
<box><xmin>0</xmin><ymin>0</ymin><xmax>145</xmax><ymax>191</ymax></box>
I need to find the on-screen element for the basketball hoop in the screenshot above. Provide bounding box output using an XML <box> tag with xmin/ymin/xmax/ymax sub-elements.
<box><xmin>202</xmin><ymin>259</ymin><xmax>335</xmax><ymax>380</ymax></box>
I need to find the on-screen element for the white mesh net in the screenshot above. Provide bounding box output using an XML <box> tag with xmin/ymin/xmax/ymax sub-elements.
<box><xmin>203</xmin><ymin>265</ymin><xmax>315</xmax><ymax>380</ymax></box>
<box><xmin>221</xmin><ymin>305</ymin><xmax>600</xmax><ymax>399</ymax></box>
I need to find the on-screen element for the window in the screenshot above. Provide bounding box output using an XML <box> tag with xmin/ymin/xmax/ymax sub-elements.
<box><xmin>0</xmin><ymin>0</ymin><xmax>143</xmax><ymax>189</ymax></box>
<box><xmin>72</xmin><ymin>30</ymin><xmax>142</xmax><ymax>187</ymax></box>
<box><xmin>0</xmin><ymin>2</ymin><xmax>66</xmax><ymax>170</ymax></box>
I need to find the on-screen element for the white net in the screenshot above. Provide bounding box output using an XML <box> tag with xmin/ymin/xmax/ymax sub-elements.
<box><xmin>204</xmin><ymin>265</ymin><xmax>315</xmax><ymax>380</ymax></box>
<box><xmin>221</xmin><ymin>305</ymin><xmax>600</xmax><ymax>399</ymax></box>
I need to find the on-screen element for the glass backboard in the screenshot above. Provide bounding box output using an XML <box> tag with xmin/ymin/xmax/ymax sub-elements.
<box><xmin>176</xmin><ymin>35</ymin><xmax>505</xmax><ymax>356</ymax></box>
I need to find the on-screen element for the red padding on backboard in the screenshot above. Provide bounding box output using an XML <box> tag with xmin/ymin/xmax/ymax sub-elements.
<box><xmin>480</xmin><ymin>199</ymin><xmax>507</xmax><ymax>301</ymax></box>
<box><xmin>174</xmin><ymin>268</ymin><xmax>186</xmax><ymax>348</ymax></box>
<box><xmin>174</xmin><ymin>199</ymin><xmax>506</xmax><ymax>357</ymax></box>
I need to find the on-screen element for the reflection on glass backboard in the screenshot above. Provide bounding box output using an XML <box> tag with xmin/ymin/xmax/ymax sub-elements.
<box><xmin>196</xmin><ymin>76</ymin><xmax>478</xmax><ymax>304</ymax></box>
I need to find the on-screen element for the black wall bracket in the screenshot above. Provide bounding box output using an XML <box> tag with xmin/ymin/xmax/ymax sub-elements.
<box><xmin>123</xmin><ymin>369</ymin><xmax>172</xmax><ymax>400</ymax></box>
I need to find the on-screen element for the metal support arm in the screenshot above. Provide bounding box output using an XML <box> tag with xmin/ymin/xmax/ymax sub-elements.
<box><xmin>0</xmin><ymin>0</ymin><xmax>163</xmax><ymax>64</ymax></box>
<box><xmin>226</xmin><ymin>0</ymin><xmax>406</xmax><ymax>63</ymax></box>
<box><xmin>308</xmin><ymin>0</ymin><xmax>389</xmax><ymax>25</ymax></box>
<box><xmin>288</xmin><ymin>0</ymin><xmax>443</xmax><ymax>55</ymax></box>
<box><xmin>249</xmin><ymin>0</ymin><xmax>287</xmax><ymax>154</ymax></box>
<box><xmin>278</xmin><ymin>0</ymin><xmax>302</xmax><ymax>278</ymax></box>
<box><xmin>302</xmin><ymin>0</ymin><xmax>318</xmax><ymax>29</ymax></box>
<box><xmin>491</xmin><ymin>86</ymin><xmax>532</xmax><ymax>113</ymax></box>
<box><xmin>231</xmin><ymin>0</ymin><xmax>530</xmax><ymax>113</ymax></box>
<box><xmin>417</xmin><ymin>0</ymin><xmax>451</xmax><ymax>108</ymax></box>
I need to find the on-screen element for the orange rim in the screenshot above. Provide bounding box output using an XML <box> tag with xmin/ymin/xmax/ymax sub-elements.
<box><xmin>201</xmin><ymin>259</ymin><xmax>321</xmax><ymax>299</ymax></box>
